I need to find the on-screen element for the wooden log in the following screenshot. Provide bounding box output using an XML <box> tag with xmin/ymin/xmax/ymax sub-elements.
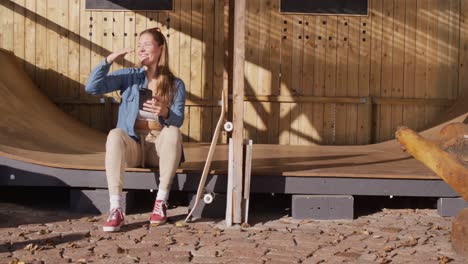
<box><xmin>452</xmin><ymin>208</ymin><xmax>468</xmax><ymax>257</ymax></box>
<box><xmin>439</xmin><ymin>123</ymin><xmax>468</xmax><ymax>163</ymax></box>
<box><xmin>395</xmin><ymin>127</ymin><xmax>468</xmax><ymax>200</ymax></box>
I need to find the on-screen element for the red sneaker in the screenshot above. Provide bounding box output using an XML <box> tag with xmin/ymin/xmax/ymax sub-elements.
<box><xmin>150</xmin><ymin>200</ymin><xmax>168</xmax><ymax>225</ymax></box>
<box><xmin>103</xmin><ymin>208</ymin><xmax>125</xmax><ymax>232</ymax></box>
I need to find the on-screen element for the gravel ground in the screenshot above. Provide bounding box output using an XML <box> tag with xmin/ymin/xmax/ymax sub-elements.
<box><xmin>0</xmin><ymin>196</ymin><xmax>466</xmax><ymax>264</ymax></box>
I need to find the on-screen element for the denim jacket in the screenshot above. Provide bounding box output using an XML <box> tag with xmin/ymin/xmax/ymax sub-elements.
<box><xmin>85</xmin><ymin>59</ymin><xmax>186</xmax><ymax>141</ymax></box>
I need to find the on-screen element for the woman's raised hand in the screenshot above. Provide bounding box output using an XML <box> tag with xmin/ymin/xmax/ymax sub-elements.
<box><xmin>106</xmin><ymin>48</ymin><xmax>134</xmax><ymax>64</ymax></box>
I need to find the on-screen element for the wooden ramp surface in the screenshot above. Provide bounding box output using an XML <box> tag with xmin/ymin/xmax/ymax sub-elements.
<box><xmin>0</xmin><ymin>49</ymin><xmax>467</xmax><ymax>179</ymax></box>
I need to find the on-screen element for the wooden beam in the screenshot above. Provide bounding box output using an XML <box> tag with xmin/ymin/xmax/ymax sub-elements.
<box><xmin>231</xmin><ymin>0</ymin><xmax>245</xmax><ymax>225</ymax></box>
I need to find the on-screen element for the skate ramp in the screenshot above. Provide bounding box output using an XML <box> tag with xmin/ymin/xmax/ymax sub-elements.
<box><xmin>0</xmin><ymin>48</ymin><xmax>466</xmax><ymax>179</ymax></box>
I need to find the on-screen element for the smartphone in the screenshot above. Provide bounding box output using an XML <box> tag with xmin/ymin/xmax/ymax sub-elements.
<box><xmin>139</xmin><ymin>88</ymin><xmax>153</xmax><ymax>110</ymax></box>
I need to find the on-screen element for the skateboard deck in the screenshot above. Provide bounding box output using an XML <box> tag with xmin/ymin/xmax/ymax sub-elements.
<box><xmin>185</xmin><ymin>87</ymin><xmax>228</xmax><ymax>222</ymax></box>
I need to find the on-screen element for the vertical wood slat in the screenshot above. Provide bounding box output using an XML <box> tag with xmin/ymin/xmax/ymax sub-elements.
<box><xmin>201</xmin><ymin>0</ymin><xmax>214</xmax><ymax>142</ymax></box>
<box><xmin>459</xmin><ymin>1</ymin><xmax>468</xmax><ymax>97</ymax></box>
<box><xmin>380</xmin><ymin>0</ymin><xmax>394</xmax><ymax>142</ymax></box>
<box><xmin>323</xmin><ymin>16</ymin><xmax>338</xmax><ymax>144</ymax></box>
<box><xmin>24</xmin><ymin>0</ymin><xmax>36</xmax><ymax>80</ymax></box>
<box><xmin>13</xmin><ymin>0</ymin><xmax>26</xmax><ymax>68</ymax></box>
<box><xmin>425</xmin><ymin>0</ymin><xmax>440</xmax><ymax>127</ymax></box>
<box><xmin>290</xmin><ymin>15</ymin><xmax>304</xmax><ymax>145</ymax></box>
<box><xmin>403</xmin><ymin>0</ymin><xmax>417</xmax><ymax>130</ymax></box>
<box><xmin>0</xmin><ymin>0</ymin><xmax>14</xmax><ymax>51</ymax></box>
<box><xmin>213</xmin><ymin>0</ymin><xmax>226</xmax><ymax>143</ymax></box>
<box><xmin>391</xmin><ymin>0</ymin><xmax>405</xmax><ymax>140</ymax></box>
<box><xmin>279</xmin><ymin>14</ymin><xmax>292</xmax><ymax>145</ymax></box>
<box><xmin>57</xmin><ymin>0</ymin><xmax>69</xmax><ymax>97</ymax></box>
<box><xmin>189</xmin><ymin>0</ymin><xmax>203</xmax><ymax>142</ymax></box>
<box><xmin>46</xmin><ymin>0</ymin><xmax>58</xmax><ymax>97</ymax></box>
<box><xmin>256</xmin><ymin>0</ymin><xmax>271</xmax><ymax>144</ymax></box>
<box><xmin>179</xmin><ymin>0</ymin><xmax>191</xmax><ymax>141</ymax></box>
<box><xmin>448</xmin><ymin>0</ymin><xmax>460</xmax><ymax>100</ymax></box>
<box><xmin>244</xmin><ymin>0</ymin><xmax>259</xmax><ymax>142</ymax></box>
<box><xmin>267</xmin><ymin>0</ymin><xmax>281</xmax><ymax>144</ymax></box>
<box><xmin>357</xmin><ymin>14</ymin><xmax>371</xmax><ymax>144</ymax></box>
<box><xmin>68</xmin><ymin>0</ymin><xmax>80</xmax><ymax>98</ymax></box>
<box><xmin>415</xmin><ymin>0</ymin><xmax>429</xmax><ymax>132</ymax></box>
<box><xmin>369</xmin><ymin>0</ymin><xmax>383</xmax><ymax>143</ymax></box>
<box><xmin>300</xmin><ymin>16</ymin><xmax>318</xmax><ymax>145</ymax></box>
<box><xmin>335</xmin><ymin>17</ymin><xmax>349</xmax><ymax>145</ymax></box>
<box><xmin>346</xmin><ymin>16</ymin><xmax>360</xmax><ymax>145</ymax></box>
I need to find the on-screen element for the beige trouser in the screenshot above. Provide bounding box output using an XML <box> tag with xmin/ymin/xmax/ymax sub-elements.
<box><xmin>105</xmin><ymin>126</ymin><xmax>183</xmax><ymax>195</ymax></box>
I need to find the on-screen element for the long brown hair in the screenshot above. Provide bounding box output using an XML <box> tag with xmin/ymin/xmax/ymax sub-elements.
<box><xmin>139</xmin><ymin>27</ymin><xmax>176</xmax><ymax>105</ymax></box>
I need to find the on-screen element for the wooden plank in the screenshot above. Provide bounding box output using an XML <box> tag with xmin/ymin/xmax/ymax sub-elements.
<box><xmin>24</xmin><ymin>0</ymin><xmax>36</xmax><ymax>80</ymax></box>
<box><xmin>447</xmin><ymin>0</ymin><xmax>460</xmax><ymax>100</ymax></box>
<box><xmin>123</xmin><ymin>12</ymin><xmax>136</xmax><ymax>68</ymax></box>
<box><xmin>369</xmin><ymin>0</ymin><xmax>383</xmax><ymax>142</ymax></box>
<box><xmin>179</xmin><ymin>0</ymin><xmax>191</xmax><ymax>140</ymax></box>
<box><xmin>168</xmin><ymin>0</ymin><xmax>181</xmax><ymax>77</ymax></box>
<box><xmin>90</xmin><ymin>9</ymin><xmax>104</xmax><ymax>97</ymax></box>
<box><xmin>357</xmin><ymin>14</ymin><xmax>371</xmax><ymax>144</ymax></box>
<box><xmin>334</xmin><ymin>17</ymin><xmax>349</xmax><ymax>145</ymax></box>
<box><xmin>379</xmin><ymin>0</ymin><xmax>394</xmax><ymax>142</ymax></box>
<box><xmin>190</xmin><ymin>0</ymin><xmax>203</xmax><ymax>142</ymax></box>
<box><xmin>56</xmin><ymin>0</ymin><xmax>69</xmax><ymax>97</ymax></box>
<box><xmin>403</xmin><ymin>0</ymin><xmax>417</xmax><ymax>130</ymax></box>
<box><xmin>78</xmin><ymin>0</ymin><xmax>92</xmax><ymax>106</ymax></box>
<box><xmin>346</xmin><ymin>16</ymin><xmax>360</xmax><ymax>145</ymax></box>
<box><xmin>232</xmin><ymin>0</ymin><xmax>246</xmax><ymax>225</ymax></box>
<box><xmin>134</xmin><ymin>11</ymin><xmax>147</xmax><ymax>64</ymax></box>
<box><xmin>202</xmin><ymin>0</ymin><xmax>215</xmax><ymax>143</ymax></box>
<box><xmin>415</xmin><ymin>0</ymin><xmax>429</xmax><ymax>132</ymax></box>
<box><xmin>460</xmin><ymin>0</ymin><xmax>468</xmax><ymax>98</ymax></box>
<box><xmin>13</xmin><ymin>0</ymin><xmax>26</xmax><ymax>68</ymax></box>
<box><xmin>300</xmin><ymin>16</ymin><xmax>317</xmax><ymax>145</ymax></box>
<box><xmin>46</xmin><ymin>0</ymin><xmax>59</xmax><ymax>97</ymax></box>
<box><xmin>101</xmin><ymin>10</ymin><xmax>114</xmax><ymax>130</ymax></box>
<box><xmin>279</xmin><ymin>14</ymin><xmax>292</xmax><ymax>145</ymax></box>
<box><xmin>312</xmin><ymin>16</ymin><xmax>326</xmax><ymax>144</ymax></box>
<box><xmin>256</xmin><ymin>0</ymin><xmax>270</xmax><ymax>144</ymax></box>
<box><xmin>425</xmin><ymin>0</ymin><xmax>439</xmax><ymax>128</ymax></box>
<box><xmin>112</xmin><ymin>12</ymin><xmax>125</xmax><ymax>71</ymax></box>
<box><xmin>391</xmin><ymin>0</ymin><xmax>405</xmax><ymax>140</ymax></box>
<box><xmin>323</xmin><ymin>16</ymin><xmax>338</xmax><ymax>145</ymax></box>
<box><xmin>214</xmin><ymin>0</ymin><xmax>226</xmax><ymax>144</ymax></box>
<box><xmin>0</xmin><ymin>0</ymin><xmax>14</xmax><ymax>51</ymax></box>
<box><xmin>181</xmin><ymin>106</ymin><xmax>190</xmax><ymax>142</ymax></box>
<box><xmin>290</xmin><ymin>15</ymin><xmax>304</xmax><ymax>145</ymax></box>
<box><xmin>68</xmin><ymin>0</ymin><xmax>81</xmax><ymax>98</ymax></box>
<box><xmin>289</xmin><ymin>102</ymin><xmax>300</xmax><ymax>145</ymax></box>
<box><xmin>267</xmin><ymin>0</ymin><xmax>281</xmax><ymax>144</ymax></box>
<box><xmin>244</xmin><ymin>102</ymin><xmax>257</xmax><ymax>141</ymax></box>
<box><xmin>243</xmin><ymin>0</ymin><xmax>259</xmax><ymax>142</ymax></box>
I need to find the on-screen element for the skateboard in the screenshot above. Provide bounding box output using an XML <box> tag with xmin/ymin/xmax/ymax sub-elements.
<box><xmin>185</xmin><ymin>87</ymin><xmax>231</xmax><ymax>222</ymax></box>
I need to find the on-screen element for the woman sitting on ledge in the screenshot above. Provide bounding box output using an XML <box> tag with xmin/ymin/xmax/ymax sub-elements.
<box><xmin>85</xmin><ymin>27</ymin><xmax>186</xmax><ymax>232</ymax></box>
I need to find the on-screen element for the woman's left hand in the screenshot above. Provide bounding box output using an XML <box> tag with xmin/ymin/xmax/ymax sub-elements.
<box><xmin>143</xmin><ymin>96</ymin><xmax>169</xmax><ymax>119</ymax></box>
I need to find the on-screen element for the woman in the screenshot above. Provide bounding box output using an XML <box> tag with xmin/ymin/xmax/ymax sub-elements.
<box><xmin>85</xmin><ymin>28</ymin><xmax>185</xmax><ymax>232</ymax></box>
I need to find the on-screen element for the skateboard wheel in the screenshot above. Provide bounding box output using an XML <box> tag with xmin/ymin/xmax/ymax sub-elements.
<box><xmin>203</xmin><ymin>193</ymin><xmax>215</xmax><ymax>204</ymax></box>
<box><xmin>224</xmin><ymin>122</ymin><xmax>233</xmax><ymax>132</ymax></box>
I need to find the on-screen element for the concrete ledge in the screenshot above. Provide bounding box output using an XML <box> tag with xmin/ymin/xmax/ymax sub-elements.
<box><xmin>437</xmin><ymin>197</ymin><xmax>468</xmax><ymax>217</ymax></box>
<box><xmin>292</xmin><ymin>195</ymin><xmax>354</xmax><ymax>220</ymax></box>
<box><xmin>70</xmin><ymin>189</ymin><xmax>131</xmax><ymax>214</ymax></box>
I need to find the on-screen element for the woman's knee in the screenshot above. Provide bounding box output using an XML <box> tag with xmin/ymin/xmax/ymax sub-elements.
<box><xmin>106</xmin><ymin>128</ymin><xmax>127</xmax><ymax>148</ymax></box>
<box><xmin>161</xmin><ymin>126</ymin><xmax>182</xmax><ymax>145</ymax></box>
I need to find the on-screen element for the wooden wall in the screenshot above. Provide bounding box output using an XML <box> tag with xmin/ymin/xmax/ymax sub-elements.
<box><xmin>1</xmin><ymin>0</ymin><xmax>467</xmax><ymax>145</ymax></box>
<box><xmin>244</xmin><ymin>0</ymin><xmax>468</xmax><ymax>145</ymax></box>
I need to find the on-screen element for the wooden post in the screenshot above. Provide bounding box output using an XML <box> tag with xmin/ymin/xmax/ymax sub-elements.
<box><xmin>231</xmin><ymin>0</ymin><xmax>245</xmax><ymax>224</ymax></box>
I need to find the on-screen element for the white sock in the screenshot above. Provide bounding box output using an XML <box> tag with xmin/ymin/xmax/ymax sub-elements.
<box><xmin>110</xmin><ymin>194</ymin><xmax>123</xmax><ymax>211</ymax></box>
<box><xmin>156</xmin><ymin>189</ymin><xmax>169</xmax><ymax>202</ymax></box>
